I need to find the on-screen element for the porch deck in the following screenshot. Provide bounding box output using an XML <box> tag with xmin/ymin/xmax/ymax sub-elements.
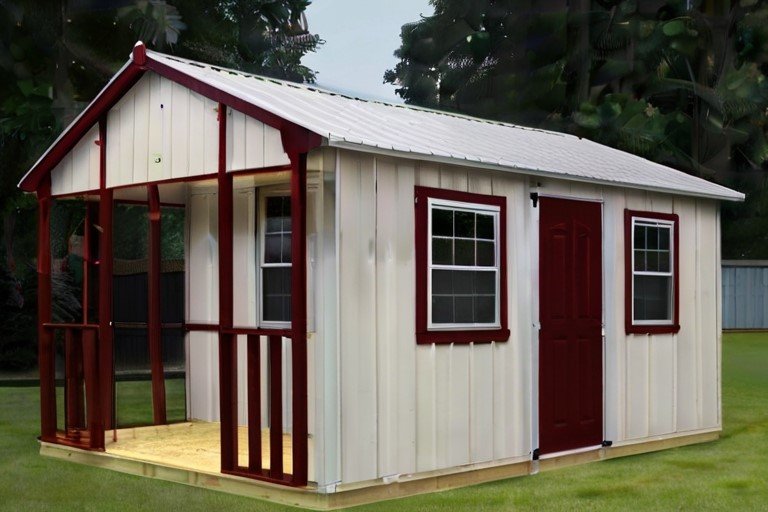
<box><xmin>104</xmin><ymin>421</ymin><xmax>296</xmax><ymax>476</ymax></box>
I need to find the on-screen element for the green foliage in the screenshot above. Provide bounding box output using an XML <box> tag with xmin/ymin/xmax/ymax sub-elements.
<box><xmin>386</xmin><ymin>1</ymin><xmax>768</xmax><ymax>257</ymax></box>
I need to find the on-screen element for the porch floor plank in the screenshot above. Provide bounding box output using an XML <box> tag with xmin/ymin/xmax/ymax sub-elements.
<box><xmin>104</xmin><ymin>421</ymin><xmax>294</xmax><ymax>475</ymax></box>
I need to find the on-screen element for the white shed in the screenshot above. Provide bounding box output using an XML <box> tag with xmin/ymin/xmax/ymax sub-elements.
<box><xmin>22</xmin><ymin>42</ymin><xmax>744</xmax><ymax>508</ymax></box>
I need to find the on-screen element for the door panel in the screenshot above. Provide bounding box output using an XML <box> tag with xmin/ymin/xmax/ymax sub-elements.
<box><xmin>539</xmin><ymin>197</ymin><xmax>602</xmax><ymax>455</ymax></box>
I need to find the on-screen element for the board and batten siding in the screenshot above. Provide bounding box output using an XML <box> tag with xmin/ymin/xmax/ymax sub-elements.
<box><xmin>50</xmin><ymin>124</ymin><xmax>100</xmax><ymax>196</ymax></box>
<box><xmin>534</xmin><ymin>180</ymin><xmax>721</xmax><ymax>445</ymax></box>
<box><xmin>335</xmin><ymin>149</ymin><xmax>721</xmax><ymax>485</ymax></box>
<box><xmin>336</xmin><ymin>150</ymin><xmax>533</xmax><ymax>485</ymax></box>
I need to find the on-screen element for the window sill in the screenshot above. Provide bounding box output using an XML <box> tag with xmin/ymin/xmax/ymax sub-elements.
<box><xmin>416</xmin><ymin>328</ymin><xmax>511</xmax><ymax>345</ymax></box>
<box><xmin>626</xmin><ymin>324</ymin><xmax>680</xmax><ymax>335</ymax></box>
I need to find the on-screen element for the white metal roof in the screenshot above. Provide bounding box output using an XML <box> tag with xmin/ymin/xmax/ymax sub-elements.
<box><xmin>26</xmin><ymin>47</ymin><xmax>746</xmax><ymax>201</ymax></box>
<box><xmin>147</xmin><ymin>51</ymin><xmax>743</xmax><ymax>201</ymax></box>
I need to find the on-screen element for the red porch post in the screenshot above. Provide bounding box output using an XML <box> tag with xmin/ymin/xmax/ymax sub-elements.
<box><xmin>217</xmin><ymin>103</ymin><xmax>238</xmax><ymax>472</ymax></box>
<box><xmin>98</xmin><ymin>118</ymin><xmax>115</xmax><ymax>431</ymax></box>
<box><xmin>148</xmin><ymin>184</ymin><xmax>167</xmax><ymax>424</ymax></box>
<box><xmin>37</xmin><ymin>175</ymin><xmax>56</xmax><ymax>442</ymax></box>
<box><xmin>289</xmin><ymin>150</ymin><xmax>308</xmax><ymax>486</ymax></box>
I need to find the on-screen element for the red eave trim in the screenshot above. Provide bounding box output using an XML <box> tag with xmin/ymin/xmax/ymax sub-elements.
<box><xmin>20</xmin><ymin>41</ymin><xmax>322</xmax><ymax>194</ymax></box>
<box><xmin>19</xmin><ymin>59</ymin><xmax>147</xmax><ymax>193</ymax></box>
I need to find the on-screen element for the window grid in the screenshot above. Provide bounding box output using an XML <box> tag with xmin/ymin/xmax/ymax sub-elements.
<box><xmin>631</xmin><ymin>217</ymin><xmax>674</xmax><ymax>325</ymax></box>
<box><xmin>260</xmin><ymin>195</ymin><xmax>292</xmax><ymax>326</ymax></box>
<box><xmin>428</xmin><ymin>200</ymin><xmax>500</xmax><ymax>329</ymax></box>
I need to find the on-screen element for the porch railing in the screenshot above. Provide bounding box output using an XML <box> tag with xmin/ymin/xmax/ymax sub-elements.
<box><xmin>41</xmin><ymin>323</ymin><xmax>104</xmax><ymax>451</ymax></box>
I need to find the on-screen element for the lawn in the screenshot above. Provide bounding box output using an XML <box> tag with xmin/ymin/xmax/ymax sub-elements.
<box><xmin>1</xmin><ymin>333</ymin><xmax>767</xmax><ymax>511</ymax></box>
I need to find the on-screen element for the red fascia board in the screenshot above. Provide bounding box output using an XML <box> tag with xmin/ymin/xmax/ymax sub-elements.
<box><xmin>19</xmin><ymin>62</ymin><xmax>147</xmax><ymax>193</ymax></box>
<box><xmin>20</xmin><ymin>43</ymin><xmax>322</xmax><ymax>194</ymax></box>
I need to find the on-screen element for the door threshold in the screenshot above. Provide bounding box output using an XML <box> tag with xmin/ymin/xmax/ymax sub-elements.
<box><xmin>539</xmin><ymin>444</ymin><xmax>602</xmax><ymax>460</ymax></box>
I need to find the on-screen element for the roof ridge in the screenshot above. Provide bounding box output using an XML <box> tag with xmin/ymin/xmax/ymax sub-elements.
<box><xmin>147</xmin><ymin>49</ymin><xmax>569</xmax><ymax>138</ymax></box>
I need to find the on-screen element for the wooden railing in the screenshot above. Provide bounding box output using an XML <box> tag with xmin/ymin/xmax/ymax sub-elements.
<box><xmin>41</xmin><ymin>323</ymin><xmax>104</xmax><ymax>451</ymax></box>
<box><xmin>187</xmin><ymin>325</ymin><xmax>307</xmax><ymax>486</ymax></box>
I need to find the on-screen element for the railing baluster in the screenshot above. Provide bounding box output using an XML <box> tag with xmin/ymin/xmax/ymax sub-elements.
<box><xmin>247</xmin><ymin>334</ymin><xmax>262</xmax><ymax>472</ymax></box>
<box><xmin>268</xmin><ymin>335</ymin><xmax>283</xmax><ymax>479</ymax></box>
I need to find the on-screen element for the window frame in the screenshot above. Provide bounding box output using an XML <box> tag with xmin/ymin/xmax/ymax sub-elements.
<box><xmin>624</xmin><ymin>209</ymin><xmax>680</xmax><ymax>334</ymax></box>
<box><xmin>415</xmin><ymin>186</ymin><xmax>510</xmax><ymax>344</ymax></box>
<box><xmin>258</xmin><ymin>188</ymin><xmax>292</xmax><ymax>329</ymax></box>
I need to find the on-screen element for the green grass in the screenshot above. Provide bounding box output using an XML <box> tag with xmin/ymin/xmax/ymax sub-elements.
<box><xmin>1</xmin><ymin>333</ymin><xmax>767</xmax><ymax>511</ymax></box>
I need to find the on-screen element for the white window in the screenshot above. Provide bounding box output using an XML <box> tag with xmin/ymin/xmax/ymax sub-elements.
<box><xmin>259</xmin><ymin>193</ymin><xmax>291</xmax><ymax>327</ymax></box>
<box><xmin>428</xmin><ymin>198</ymin><xmax>500</xmax><ymax>329</ymax></box>
<box><xmin>631</xmin><ymin>216</ymin><xmax>674</xmax><ymax>324</ymax></box>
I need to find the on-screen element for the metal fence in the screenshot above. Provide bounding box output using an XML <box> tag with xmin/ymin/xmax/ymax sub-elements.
<box><xmin>722</xmin><ymin>260</ymin><xmax>768</xmax><ymax>330</ymax></box>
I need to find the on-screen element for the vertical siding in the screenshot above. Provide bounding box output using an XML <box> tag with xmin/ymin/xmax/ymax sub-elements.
<box><xmin>187</xmin><ymin>192</ymin><xmax>219</xmax><ymax>421</ymax></box>
<box><xmin>722</xmin><ymin>265</ymin><xmax>768</xmax><ymax>329</ymax></box>
<box><xmin>338</xmin><ymin>151</ymin><xmax>379</xmax><ymax>482</ymax></box>
<box><xmin>50</xmin><ymin>124</ymin><xmax>100</xmax><ymax>195</ymax></box>
<box><xmin>337</xmin><ymin>151</ymin><xmax>532</xmax><ymax>485</ymax></box>
<box><xmin>105</xmin><ymin>72</ymin><xmax>286</xmax><ymax>189</ymax></box>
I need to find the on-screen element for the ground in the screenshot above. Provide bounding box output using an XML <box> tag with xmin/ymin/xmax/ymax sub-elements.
<box><xmin>0</xmin><ymin>333</ymin><xmax>767</xmax><ymax>511</ymax></box>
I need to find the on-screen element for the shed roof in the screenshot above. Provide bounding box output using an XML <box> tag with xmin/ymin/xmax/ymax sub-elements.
<box><xmin>20</xmin><ymin>43</ymin><xmax>744</xmax><ymax>202</ymax></box>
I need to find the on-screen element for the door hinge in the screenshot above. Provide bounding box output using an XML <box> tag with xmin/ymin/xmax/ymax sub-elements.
<box><xmin>532</xmin><ymin>447</ymin><xmax>540</xmax><ymax>460</ymax></box>
<box><xmin>530</xmin><ymin>192</ymin><xmax>539</xmax><ymax>208</ymax></box>
<box><xmin>602</xmin><ymin>440</ymin><xmax>613</xmax><ymax>447</ymax></box>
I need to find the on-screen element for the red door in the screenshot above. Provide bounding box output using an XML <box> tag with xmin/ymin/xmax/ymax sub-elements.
<box><xmin>538</xmin><ymin>197</ymin><xmax>602</xmax><ymax>455</ymax></box>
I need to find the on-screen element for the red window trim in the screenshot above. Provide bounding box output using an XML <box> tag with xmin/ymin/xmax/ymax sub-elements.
<box><xmin>624</xmin><ymin>209</ymin><xmax>680</xmax><ymax>335</ymax></box>
<box><xmin>415</xmin><ymin>186</ymin><xmax>510</xmax><ymax>344</ymax></box>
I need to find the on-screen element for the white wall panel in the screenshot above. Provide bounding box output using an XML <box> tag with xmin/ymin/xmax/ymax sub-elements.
<box><xmin>338</xmin><ymin>151</ymin><xmax>378</xmax><ymax>483</ymax></box>
<box><xmin>50</xmin><ymin>124</ymin><xmax>100</xmax><ymax>196</ymax></box>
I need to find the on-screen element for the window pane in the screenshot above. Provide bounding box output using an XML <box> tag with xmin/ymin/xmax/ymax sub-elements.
<box><xmin>454</xmin><ymin>296</ymin><xmax>474</xmax><ymax>323</ymax></box>
<box><xmin>476</xmin><ymin>214</ymin><xmax>494</xmax><ymax>239</ymax></box>
<box><xmin>453</xmin><ymin>270</ymin><xmax>473</xmax><ymax>294</ymax></box>
<box><xmin>264</xmin><ymin>234</ymin><xmax>281</xmax><ymax>263</ymax></box>
<box><xmin>263</xmin><ymin>267</ymin><xmax>291</xmax><ymax>322</ymax></box>
<box><xmin>659</xmin><ymin>227</ymin><xmax>670</xmax><ymax>250</ymax></box>
<box><xmin>634</xmin><ymin>250</ymin><xmax>646</xmax><ymax>272</ymax></box>
<box><xmin>634</xmin><ymin>275</ymin><xmax>671</xmax><ymax>321</ymax></box>
<box><xmin>281</xmin><ymin>234</ymin><xmax>292</xmax><ymax>263</ymax></box>
<box><xmin>475</xmin><ymin>271</ymin><xmax>495</xmax><ymax>294</ymax></box>
<box><xmin>266</xmin><ymin>216</ymin><xmax>282</xmax><ymax>233</ymax></box>
<box><xmin>266</xmin><ymin>196</ymin><xmax>283</xmax><ymax>218</ymax></box>
<box><xmin>646</xmin><ymin>251</ymin><xmax>658</xmax><ymax>272</ymax></box>
<box><xmin>432</xmin><ymin>296</ymin><xmax>453</xmax><ymax>324</ymax></box>
<box><xmin>455</xmin><ymin>239</ymin><xmax>474</xmax><ymax>266</ymax></box>
<box><xmin>455</xmin><ymin>211</ymin><xmax>475</xmax><ymax>238</ymax></box>
<box><xmin>432</xmin><ymin>269</ymin><xmax>453</xmax><ymax>294</ymax></box>
<box><xmin>646</xmin><ymin>226</ymin><xmax>659</xmax><ymax>249</ymax></box>
<box><xmin>432</xmin><ymin>238</ymin><xmax>453</xmax><ymax>265</ymax></box>
<box><xmin>634</xmin><ymin>225</ymin><xmax>646</xmax><ymax>250</ymax></box>
<box><xmin>474</xmin><ymin>296</ymin><xmax>495</xmax><ymax>323</ymax></box>
<box><xmin>658</xmin><ymin>251</ymin><xmax>670</xmax><ymax>273</ymax></box>
<box><xmin>477</xmin><ymin>241</ymin><xmax>494</xmax><ymax>266</ymax></box>
<box><xmin>432</xmin><ymin>209</ymin><xmax>453</xmax><ymax>237</ymax></box>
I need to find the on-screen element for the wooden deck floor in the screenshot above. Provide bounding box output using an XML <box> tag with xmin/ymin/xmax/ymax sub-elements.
<box><xmin>105</xmin><ymin>422</ymin><xmax>294</xmax><ymax>475</ymax></box>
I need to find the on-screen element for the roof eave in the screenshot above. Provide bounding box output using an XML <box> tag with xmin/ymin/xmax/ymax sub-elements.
<box><xmin>327</xmin><ymin>139</ymin><xmax>746</xmax><ymax>203</ymax></box>
<box><xmin>17</xmin><ymin>42</ymin><xmax>149</xmax><ymax>193</ymax></box>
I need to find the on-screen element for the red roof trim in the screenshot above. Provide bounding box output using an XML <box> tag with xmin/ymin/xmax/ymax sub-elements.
<box><xmin>19</xmin><ymin>42</ymin><xmax>321</xmax><ymax>194</ymax></box>
<box><xmin>18</xmin><ymin>56</ymin><xmax>147</xmax><ymax>193</ymax></box>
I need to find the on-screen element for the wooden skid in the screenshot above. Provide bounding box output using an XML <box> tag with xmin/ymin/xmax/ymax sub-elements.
<box><xmin>40</xmin><ymin>428</ymin><xmax>719</xmax><ymax>510</ymax></box>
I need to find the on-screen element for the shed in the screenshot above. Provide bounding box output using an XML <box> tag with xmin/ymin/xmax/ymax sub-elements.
<box><xmin>20</xmin><ymin>42</ymin><xmax>745</xmax><ymax>508</ymax></box>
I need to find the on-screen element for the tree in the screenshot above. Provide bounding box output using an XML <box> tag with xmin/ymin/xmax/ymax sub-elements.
<box><xmin>0</xmin><ymin>0</ymin><xmax>321</xmax><ymax>370</ymax></box>
<box><xmin>385</xmin><ymin>1</ymin><xmax>768</xmax><ymax>258</ymax></box>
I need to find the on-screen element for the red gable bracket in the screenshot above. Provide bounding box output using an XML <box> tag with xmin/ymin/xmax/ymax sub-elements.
<box><xmin>18</xmin><ymin>42</ymin><xmax>322</xmax><ymax>194</ymax></box>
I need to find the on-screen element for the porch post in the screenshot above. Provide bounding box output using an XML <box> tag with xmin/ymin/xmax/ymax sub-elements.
<box><xmin>289</xmin><ymin>151</ymin><xmax>308</xmax><ymax>486</ymax></box>
<box><xmin>37</xmin><ymin>175</ymin><xmax>56</xmax><ymax>442</ymax></box>
<box><xmin>217</xmin><ymin>103</ymin><xmax>238</xmax><ymax>472</ymax></box>
<box><xmin>98</xmin><ymin>117</ymin><xmax>115</xmax><ymax>431</ymax></box>
<box><xmin>148</xmin><ymin>184</ymin><xmax>167</xmax><ymax>424</ymax></box>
